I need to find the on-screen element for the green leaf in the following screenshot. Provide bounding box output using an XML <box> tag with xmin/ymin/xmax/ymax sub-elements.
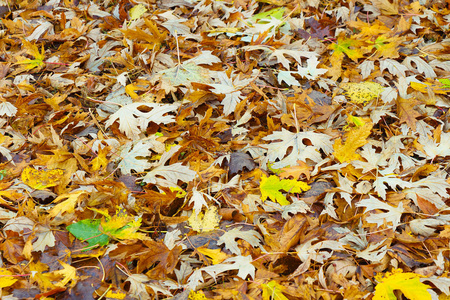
<box><xmin>67</xmin><ymin>219</ymin><xmax>109</xmax><ymax>248</ymax></box>
<box><xmin>260</xmin><ymin>175</ymin><xmax>310</xmax><ymax>206</ymax></box>
<box><xmin>16</xmin><ymin>40</ymin><xmax>46</xmax><ymax>70</ymax></box>
<box><xmin>438</xmin><ymin>78</ymin><xmax>450</xmax><ymax>88</ymax></box>
<box><xmin>373</xmin><ymin>269</ymin><xmax>432</xmax><ymax>300</ymax></box>
<box><xmin>330</xmin><ymin>36</ymin><xmax>365</xmax><ymax>61</ymax></box>
<box><xmin>252</xmin><ymin>7</ymin><xmax>285</xmax><ymax>22</ymax></box>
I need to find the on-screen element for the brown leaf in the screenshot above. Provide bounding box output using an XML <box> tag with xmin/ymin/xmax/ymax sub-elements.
<box><xmin>397</xmin><ymin>97</ymin><xmax>422</xmax><ymax>130</ymax></box>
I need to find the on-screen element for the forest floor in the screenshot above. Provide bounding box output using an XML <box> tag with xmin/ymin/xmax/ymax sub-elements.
<box><xmin>0</xmin><ymin>0</ymin><xmax>450</xmax><ymax>299</ymax></box>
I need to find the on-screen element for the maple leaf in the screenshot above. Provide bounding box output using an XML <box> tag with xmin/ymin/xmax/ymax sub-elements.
<box><xmin>341</xmin><ymin>82</ymin><xmax>385</xmax><ymax>104</ymax></box>
<box><xmin>32</xmin><ymin>225</ymin><xmax>56</xmax><ymax>252</ymax></box>
<box><xmin>260</xmin><ymin>175</ymin><xmax>310</xmax><ymax>206</ymax></box>
<box><xmin>396</xmin><ymin>97</ymin><xmax>422</xmax><ymax>131</ymax></box>
<box><xmin>262</xmin><ymin>280</ymin><xmax>289</xmax><ymax>300</ymax></box>
<box><xmin>373</xmin><ymin>269</ymin><xmax>431</xmax><ymax>300</ymax></box>
<box><xmin>297</xmin><ymin>18</ymin><xmax>331</xmax><ymax>40</ymax></box>
<box><xmin>100</xmin><ymin>208</ymin><xmax>149</xmax><ymax>241</ymax></box>
<box><xmin>126</xmin><ymin>273</ymin><xmax>151</xmax><ymax>299</ymax></box>
<box><xmin>329</xmin><ymin>35</ymin><xmax>365</xmax><ymax>62</ymax></box>
<box><xmin>209</xmin><ymin>71</ymin><xmax>257</xmax><ymax>116</ymax></box>
<box><xmin>141</xmin><ymin>162</ymin><xmax>197</xmax><ymax>187</ymax></box>
<box><xmin>21</xmin><ymin>166</ymin><xmax>64</xmax><ymax>190</ymax></box>
<box><xmin>279</xmin><ymin>160</ymin><xmax>312</xmax><ymax>180</ymax></box>
<box><xmin>16</xmin><ymin>40</ymin><xmax>45</xmax><ymax>70</ymax></box>
<box><xmin>264</xmin><ymin>129</ymin><xmax>334</xmax><ymax>169</ymax></box>
<box><xmin>282</xmin><ymin>198</ymin><xmax>311</xmax><ymax>219</ymax></box>
<box><xmin>188</xmin><ymin>189</ymin><xmax>213</xmax><ymax>215</ymax></box>
<box><xmin>53</xmin><ymin>261</ymin><xmax>79</xmax><ymax>288</ymax></box>
<box><xmin>67</xmin><ymin>219</ymin><xmax>110</xmax><ymax>248</ymax></box>
<box><xmin>217</xmin><ymin>226</ymin><xmax>262</xmax><ymax>255</ymax></box>
<box><xmin>90</xmin><ymin>145</ymin><xmax>110</xmax><ymax>172</ymax></box>
<box><xmin>196</xmin><ymin>247</ymin><xmax>228</xmax><ymax>265</ymax></box>
<box><xmin>372</xmin><ymin>175</ymin><xmax>412</xmax><ymax>200</ymax></box>
<box><xmin>104</xmin><ymin>103</ymin><xmax>178</xmax><ymax>139</ymax></box>
<box><xmin>153</xmin><ymin>51</ymin><xmax>221</xmax><ymax>93</ymax></box>
<box><xmin>190</xmin><ymin>255</ymin><xmax>256</xmax><ymax>288</ymax></box>
<box><xmin>114</xmin><ymin>140</ymin><xmax>158</xmax><ymax>174</ymax></box>
<box><xmin>371</xmin><ymin>35</ymin><xmax>403</xmax><ymax>58</ymax></box>
<box><xmin>48</xmin><ymin>190</ymin><xmax>87</xmax><ymax>218</ymax></box>
<box><xmin>67</xmin><ymin>207</ymin><xmax>148</xmax><ymax>248</ymax></box>
<box><xmin>296</xmin><ymin>238</ymin><xmax>345</xmax><ymax>263</ymax></box>
<box><xmin>356</xmin><ymin>196</ymin><xmax>405</xmax><ymax>230</ymax></box>
<box><xmin>268</xmin><ymin>49</ymin><xmax>319</xmax><ymax>70</ymax></box>
<box><xmin>187</xmin><ymin>206</ymin><xmax>221</xmax><ymax>233</ymax></box>
<box><xmin>190</xmin><ymin>291</ymin><xmax>211</xmax><ymax>300</ymax></box>
<box><xmin>128</xmin><ymin>4</ymin><xmax>147</xmax><ymax>20</ymax></box>
<box><xmin>0</xmin><ymin>268</ymin><xmax>18</xmax><ymax>288</ymax></box>
<box><xmin>333</xmin><ymin>121</ymin><xmax>373</xmax><ymax>163</ymax></box>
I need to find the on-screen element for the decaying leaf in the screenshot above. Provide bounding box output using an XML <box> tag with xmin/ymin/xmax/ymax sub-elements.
<box><xmin>21</xmin><ymin>166</ymin><xmax>64</xmax><ymax>190</ymax></box>
<box><xmin>188</xmin><ymin>206</ymin><xmax>221</xmax><ymax>232</ymax></box>
<box><xmin>1</xmin><ymin>0</ymin><xmax>449</xmax><ymax>298</ymax></box>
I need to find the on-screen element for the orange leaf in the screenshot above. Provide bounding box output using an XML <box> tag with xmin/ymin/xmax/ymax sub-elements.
<box><xmin>279</xmin><ymin>160</ymin><xmax>312</xmax><ymax>180</ymax></box>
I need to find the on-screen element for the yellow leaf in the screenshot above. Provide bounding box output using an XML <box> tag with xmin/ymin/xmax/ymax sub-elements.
<box><xmin>189</xmin><ymin>290</ymin><xmax>208</xmax><ymax>300</ymax></box>
<box><xmin>21</xmin><ymin>166</ymin><xmax>64</xmax><ymax>190</ymax></box>
<box><xmin>262</xmin><ymin>280</ymin><xmax>289</xmax><ymax>300</ymax></box>
<box><xmin>333</xmin><ymin>121</ymin><xmax>373</xmax><ymax>163</ymax></box>
<box><xmin>53</xmin><ymin>261</ymin><xmax>79</xmax><ymax>287</ymax></box>
<box><xmin>16</xmin><ymin>40</ymin><xmax>45</xmax><ymax>70</ymax></box>
<box><xmin>197</xmin><ymin>247</ymin><xmax>228</xmax><ymax>265</ymax></box>
<box><xmin>105</xmin><ymin>289</ymin><xmax>127</xmax><ymax>299</ymax></box>
<box><xmin>410</xmin><ymin>81</ymin><xmax>450</xmax><ymax>95</ymax></box>
<box><xmin>129</xmin><ymin>4</ymin><xmax>147</xmax><ymax>20</ymax></box>
<box><xmin>188</xmin><ymin>206</ymin><xmax>221</xmax><ymax>232</ymax></box>
<box><xmin>0</xmin><ymin>268</ymin><xmax>18</xmax><ymax>288</ymax></box>
<box><xmin>373</xmin><ymin>269</ymin><xmax>431</xmax><ymax>300</ymax></box>
<box><xmin>125</xmin><ymin>83</ymin><xmax>139</xmax><ymax>99</ymax></box>
<box><xmin>29</xmin><ymin>262</ymin><xmax>54</xmax><ymax>290</ymax></box>
<box><xmin>100</xmin><ymin>207</ymin><xmax>150</xmax><ymax>241</ymax></box>
<box><xmin>91</xmin><ymin>146</ymin><xmax>110</xmax><ymax>172</ymax></box>
<box><xmin>341</xmin><ymin>82</ymin><xmax>384</xmax><ymax>104</ymax></box>
<box><xmin>260</xmin><ymin>175</ymin><xmax>310</xmax><ymax>206</ymax></box>
<box><xmin>48</xmin><ymin>191</ymin><xmax>87</xmax><ymax>218</ymax></box>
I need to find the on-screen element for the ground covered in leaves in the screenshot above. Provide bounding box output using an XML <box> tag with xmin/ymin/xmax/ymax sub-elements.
<box><xmin>0</xmin><ymin>0</ymin><xmax>450</xmax><ymax>299</ymax></box>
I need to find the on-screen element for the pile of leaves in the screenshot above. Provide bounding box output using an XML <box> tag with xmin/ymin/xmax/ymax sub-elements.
<box><xmin>0</xmin><ymin>0</ymin><xmax>450</xmax><ymax>298</ymax></box>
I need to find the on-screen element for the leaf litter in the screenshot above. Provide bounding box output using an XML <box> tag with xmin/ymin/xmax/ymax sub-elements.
<box><xmin>0</xmin><ymin>0</ymin><xmax>450</xmax><ymax>299</ymax></box>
